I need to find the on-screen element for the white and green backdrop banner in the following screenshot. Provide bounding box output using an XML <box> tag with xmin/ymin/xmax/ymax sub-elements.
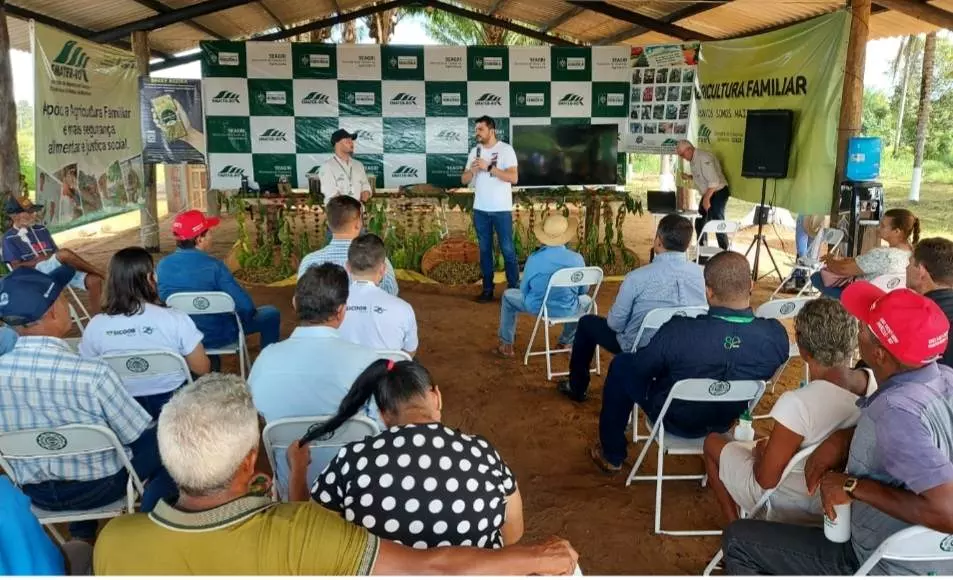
<box><xmin>200</xmin><ymin>43</ymin><xmax>632</xmax><ymax>190</ymax></box>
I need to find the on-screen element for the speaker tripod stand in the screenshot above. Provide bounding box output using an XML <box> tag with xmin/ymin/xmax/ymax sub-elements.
<box><xmin>744</xmin><ymin>178</ymin><xmax>783</xmax><ymax>282</ymax></box>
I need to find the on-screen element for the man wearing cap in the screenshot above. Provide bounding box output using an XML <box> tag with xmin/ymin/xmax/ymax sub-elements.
<box><xmin>157</xmin><ymin>210</ymin><xmax>281</xmax><ymax>361</ymax></box>
<box><xmin>495</xmin><ymin>214</ymin><xmax>587</xmax><ymax>358</ymax></box>
<box><xmin>2</xmin><ymin>195</ymin><xmax>105</xmax><ymax>314</ymax></box>
<box><xmin>318</xmin><ymin>129</ymin><xmax>372</xmax><ymax>203</ymax></box>
<box><xmin>722</xmin><ymin>282</ymin><xmax>953</xmax><ymax>575</ymax></box>
<box><xmin>0</xmin><ymin>268</ymin><xmax>176</xmax><ymax>541</ymax></box>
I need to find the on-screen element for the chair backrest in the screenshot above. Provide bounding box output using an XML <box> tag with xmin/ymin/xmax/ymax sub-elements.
<box><xmin>166</xmin><ymin>292</ymin><xmax>238</xmax><ymax>316</ymax></box>
<box><xmin>262</xmin><ymin>415</ymin><xmax>380</xmax><ymax>500</ymax></box>
<box><xmin>376</xmin><ymin>350</ymin><xmax>412</xmax><ymax>362</ymax></box>
<box><xmin>547</xmin><ymin>266</ymin><xmax>604</xmax><ymax>289</ymax></box>
<box><xmin>869</xmin><ymin>274</ymin><xmax>905</xmax><ymax>293</ymax></box>
<box><xmin>101</xmin><ymin>350</ymin><xmax>194</xmax><ymax>384</ymax></box>
<box><xmin>855</xmin><ymin>526</ymin><xmax>953</xmax><ymax>575</ymax></box>
<box><xmin>0</xmin><ymin>424</ymin><xmax>144</xmax><ymax>493</ymax></box>
<box><xmin>746</xmin><ymin>442</ymin><xmax>820</xmax><ymax>518</ymax></box>
<box><xmin>700</xmin><ymin>220</ymin><xmax>741</xmax><ymax>237</ymax></box>
<box><xmin>631</xmin><ymin>306</ymin><xmax>709</xmax><ymax>352</ymax></box>
<box><xmin>655</xmin><ymin>379</ymin><xmax>766</xmax><ymax>427</ymax></box>
<box><xmin>754</xmin><ymin>297</ymin><xmax>814</xmax><ymax>321</ymax></box>
<box><xmin>819</xmin><ymin>227</ymin><xmax>845</xmax><ymax>256</ymax></box>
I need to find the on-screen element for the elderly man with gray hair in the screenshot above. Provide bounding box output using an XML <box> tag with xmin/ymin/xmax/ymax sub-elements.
<box><xmin>676</xmin><ymin>139</ymin><xmax>731</xmax><ymax>250</ymax></box>
<box><xmin>93</xmin><ymin>373</ymin><xmax>580</xmax><ymax>575</ymax></box>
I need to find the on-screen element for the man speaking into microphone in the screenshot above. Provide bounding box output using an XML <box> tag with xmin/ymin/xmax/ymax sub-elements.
<box><xmin>461</xmin><ymin>115</ymin><xmax>520</xmax><ymax>303</ymax></box>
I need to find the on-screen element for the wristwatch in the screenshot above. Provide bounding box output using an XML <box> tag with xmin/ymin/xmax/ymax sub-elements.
<box><xmin>843</xmin><ymin>476</ymin><xmax>859</xmax><ymax>499</ymax></box>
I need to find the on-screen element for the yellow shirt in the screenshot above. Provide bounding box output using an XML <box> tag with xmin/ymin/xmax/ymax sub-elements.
<box><xmin>93</xmin><ymin>495</ymin><xmax>378</xmax><ymax>575</ymax></box>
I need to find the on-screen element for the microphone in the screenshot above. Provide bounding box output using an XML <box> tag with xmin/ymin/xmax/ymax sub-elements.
<box><xmin>475</xmin><ymin>146</ymin><xmax>482</xmax><ymax>166</ymax></box>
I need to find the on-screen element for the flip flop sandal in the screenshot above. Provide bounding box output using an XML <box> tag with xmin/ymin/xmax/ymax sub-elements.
<box><xmin>494</xmin><ymin>345</ymin><xmax>515</xmax><ymax>358</ymax></box>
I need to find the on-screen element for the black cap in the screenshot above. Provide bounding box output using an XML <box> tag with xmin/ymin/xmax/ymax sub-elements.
<box><xmin>331</xmin><ymin>129</ymin><xmax>358</xmax><ymax>146</ymax></box>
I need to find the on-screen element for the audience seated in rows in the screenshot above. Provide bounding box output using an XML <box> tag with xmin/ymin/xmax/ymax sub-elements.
<box><xmin>906</xmin><ymin>237</ymin><xmax>953</xmax><ymax>368</ymax></box>
<box><xmin>157</xmin><ymin>210</ymin><xmax>281</xmax><ymax>367</ymax></box>
<box><xmin>589</xmin><ymin>251</ymin><xmax>789</xmax><ymax>473</ymax></box>
<box><xmin>495</xmin><ymin>214</ymin><xmax>588</xmax><ymax>358</ymax></box>
<box><xmin>723</xmin><ymin>282</ymin><xmax>953</xmax><ymax>575</ymax></box>
<box><xmin>289</xmin><ymin>359</ymin><xmax>523</xmax><ymax>549</ymax></box>
<box><xmin>703</xmin><ymin>298</ymin><xmax>877</xmax><ymax>526</ymax></box>
<box><xmin>2</xmin><ymin>195</ymin><xmax>104</xmax><ymax>315</ymax></box>
<box><xmin>340</xmin><ymin>234</ymin><xmax>418</xmax><ymax>356</ymax></box>
<box><xmin>298</xmin><ymin>196</ymin><xmax>399</xmax><ymax>296</ymax></box>
<box><xmin>79</xmin><ymin>247</ymin><xmax>211</xmax><ymax>419</ymax></box>
<box><xmin>93</xmin><ymin>374</ymin><xmax>578</xmax><ymax>574</ymax></box>
<box><xmin>557</xmin><ymin>214</ymin><xmax>705</xmax><ymax>402</ymax></box>
<box><xmin>812</xmin><ymin>208</ymin><xmax>918</xmax><ymax>299</ymax></box>
<box><xmin>0</xmin><ymin>268</ymin><xmax>176</xmax><ymax>540</ymax></box>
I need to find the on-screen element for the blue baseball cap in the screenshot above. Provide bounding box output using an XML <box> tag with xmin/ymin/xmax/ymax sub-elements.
<box><xmin>0</xmin><ymin>266</ymin><xmax>76</xmax><ymax>326</ymax></box>
<box><xmin>3</xmin><ymin>195</ymin><xmax>43</xmax><ymax>215</ymax></box>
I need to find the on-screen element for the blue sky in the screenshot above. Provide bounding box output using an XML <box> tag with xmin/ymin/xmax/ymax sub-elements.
<box><xmin>10</xmin><ymin>14</ymin><xmax>902</xmax><ymax>103</ymax></box>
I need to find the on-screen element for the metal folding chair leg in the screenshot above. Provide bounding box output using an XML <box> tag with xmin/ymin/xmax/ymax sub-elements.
<box><xmin>703</xmin><ymin>550</ymin><xmax>724</xmax><ymax>575</ymax></box>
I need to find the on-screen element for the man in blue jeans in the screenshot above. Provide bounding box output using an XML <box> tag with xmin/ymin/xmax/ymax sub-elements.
<box><xmin>157</xmin><ymin>210</ymin><xmax>281</xmax><ymax>369</ymax></box>
<box><xmin>0</xmin><ymin>268</ymin><xmax>176</xmax><ymax>540</ymax></box>
<box><xmin>461</xmin><ymin>115</ymin><xmax>520</xmax><ymax>303</ymax></box>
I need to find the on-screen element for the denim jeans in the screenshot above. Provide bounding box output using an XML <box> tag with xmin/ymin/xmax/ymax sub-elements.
<box><xmin>810</xmin><ymin>271</ymin><xmax>845</xmax><ymax>300</ymax></box>
<box><xmin>568</xmin><ymin>315</ymin><xmax>622</xmax><ymax>397</ymax></box>
<box><xmin>498</xmin><ymin>289</ymin><xmax>591</xmax><ymax>346</ymax></box>
<box><xmin>723</xmin><ymin>519</ymin><xmax>859</xmax><ymax>575</ymax></box>
<box><xmin>21</xmin><ymin>427</ymin><xmax>177</xmax><ymax>540</ymax></box>
<box><xmin>794</xmin><ymin>216</ymin><xmax>814</xmax><ymax>284</ymax></box>
<box><xmin>473</xmin><ymin>210</ymin><xmax>519</xmax><ymax>292</ymax></box>
<box><xmin>695</xmin><ymin>187</ymin><xmax>731</xmax><ymax>250</ymax></box>
<box><xmin>134</xmin><ymin>389</ymin><xmax>181</xmax><ymax>421</ymax></box>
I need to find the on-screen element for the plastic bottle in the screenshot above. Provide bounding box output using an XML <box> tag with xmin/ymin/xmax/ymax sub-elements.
<box><xmin>824</xmin><ymin>503</ymin><xmax>852</xmax><ymax>543</ymax></box>
<box><xmin>733</xmin><ymin>409</ymin><xmax>755</xmax><ymax>442</ymax></box>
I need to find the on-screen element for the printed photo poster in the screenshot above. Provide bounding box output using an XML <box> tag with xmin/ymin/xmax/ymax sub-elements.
<box><xmin>32</xmin><ymin>22</ymin><xmax>144</xmax><ymax>231</ymax></box>
<box><xmin>141</xmin><ymin>78</ymin><xmax>206</xmax><ymax>164</ymax></box>
<box><xmin>625</xmin><ymin>43</ymin><xmax>699</xmax><ymax>153</ymax></box>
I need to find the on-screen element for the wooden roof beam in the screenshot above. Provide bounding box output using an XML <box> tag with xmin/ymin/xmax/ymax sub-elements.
<box><xmin>488</xmin><ymin>0</ymin><xmax>508</xmax><ymax>16</ymax></box>
<box><xmin>567</xmin><ymin>0</ymin><xmax>713</xmax><ymax>41</ymax></box>
<box><xmin>424</xmin><ymin>0</ymin><xmax>579</xmax><ymax>45</ymax></box>
<box><xmin>870</xmin><ymin>0</ymin><xmax>953</xmax><ymax>29</ymax></box>
<box><xmin>258</xmin><ymin>0</ymin><xmax>286</xmax><ymax>30</ymax></box>
<box><xmin>541</xmin><ymin>6</ymin><xmax>585</xmax><ymax>32</ymax></box>
<box><xmin>91</xmin><ymin>0</ymin><xmax>255</xmax><ymax>44</ymax></box>
<box><xmin>595</xmin><ymin>1</ymin><xmax>733</xmax><ymax>44</ymax></box>
<box><xmin>128</xmin><ymin>0</ymin><xmax>228</xmax><ymax>40</ymax></box>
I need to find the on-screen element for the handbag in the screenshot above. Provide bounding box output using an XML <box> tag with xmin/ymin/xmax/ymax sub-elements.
<box><xmin>819</xmin><ymin>268</ymin><xmax>854</xmax><ymax>288</ymax></box>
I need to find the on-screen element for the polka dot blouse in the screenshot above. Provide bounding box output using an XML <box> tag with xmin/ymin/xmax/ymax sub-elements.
<box><xmin>311</xmin><ymin>422</ymin><xmax>517</xmax><ymax>549</ymax></box>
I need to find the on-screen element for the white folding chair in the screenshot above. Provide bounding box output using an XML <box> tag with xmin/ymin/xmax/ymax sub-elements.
<box><xmin>855</xmin><ymin>526</ymin><xmax>953</xmax><ymax>575</ymax></box>
<box><xmin>695</xmin><ymin>220</ymin><xmax>740</xmax><ymax>264</ymax></box>
<box><xmin>100</xmin><ymin>350</ymin><xmax>195</xmax><ymax>388</ymax></box>
<box><xmin>0</xmin><ymin>424</ymin><xmax>143</xmax><ymax>544</ymax></box>
<box><xmin>523</xmin><ymin>266</ymin><xmax>604</xmax><ymax>381</ymax></box>
<box><xmin>869</xmin><ymin>273</ymin><xmax>905</xmax><ymax>293</ymax></box>
<box><xmin>771</xmin><ymin>227</ymin><xmax>845</xmax><ymax>300</ymax></box>
<box><xmin>703</xmin><ymin>443</ymin><xmax>821</xmax><ymax>575</ymax></box>
<box><xmin>262</xmin><ymin>415</ymin><xmax>380</xmax><ymax>501</ymax></box>
<box><xmin>376</xmin><ymin>350</ymin><xmax>412</xmax><ymax>362</ymax></box>
<box><xmin>754</xmin><ymin>297</ymin><xmax>814</xmax><ymax>393</ymax></box>
<box><xmin>625</xmin><ymin>378</ymin><xmax>767</xmax><ymax>536</ymax></box>
<box><xmin>629</xmin><ymin>306</ymin><xmax>709</xmax><ymax>442</ymax></box>
<box><xmin>166</xmin><ymin>291</ymin><xmax>251</xmax><ymax>378</ymax></box>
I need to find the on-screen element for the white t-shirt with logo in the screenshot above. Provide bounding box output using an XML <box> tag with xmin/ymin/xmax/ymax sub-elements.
<box><xmin>78</xmin><ymin>303</ymin><xmax>204</xmax><ymax>397</ymax></box>
<box><xmin>338</xmin><ymin>280</ymin><xmax>418</xmax><ymax>353</ymax></box>
<box><xmin>466</xmin><ymin>141</ymin><xmax>518</xmax><ymax>212</ymax></box>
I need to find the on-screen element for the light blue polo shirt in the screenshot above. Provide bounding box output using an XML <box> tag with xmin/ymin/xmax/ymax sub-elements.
<box><xmin>0</xmin><ymin>475</ymin><xmax>65</xmax><ymax>575</ymax></box>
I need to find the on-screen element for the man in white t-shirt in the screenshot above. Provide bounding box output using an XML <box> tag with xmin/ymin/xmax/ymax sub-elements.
<box><xmin>461</xmin><ymin>116</ymin><xmax>519</xmax><ymax>303</ymax></box>
<box><xmin>702</xmin><ymin>298</ymin><xmax>878</xmax><ymax>525</ymax></box>
<box><xmin>339</xmin><ymin>234</ymin><xmax>418</xmax><ymax>356</ymax></box>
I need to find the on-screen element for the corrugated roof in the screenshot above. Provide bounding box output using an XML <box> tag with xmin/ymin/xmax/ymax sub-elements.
<box><xmin>3</xmin><ymin>0</ymin><xmax>946</xmax><ymax>61</ymax></box>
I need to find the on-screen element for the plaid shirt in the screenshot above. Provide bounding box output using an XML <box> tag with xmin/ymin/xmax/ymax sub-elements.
<box><xmin>0</xmin><ymin>336</ymin><xmax>151</xmax><ymax>485</ymax></box>
<box><xmin>296</xmin><ymin>239</ymin><xmax>399</xmax><ymax>296</ymax></box>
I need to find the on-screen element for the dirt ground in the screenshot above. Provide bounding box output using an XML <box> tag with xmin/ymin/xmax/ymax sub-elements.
<box><xmin>61</xmin><ymin>207</ymin><xmax>805</xmax><ymax>575</ymax></box>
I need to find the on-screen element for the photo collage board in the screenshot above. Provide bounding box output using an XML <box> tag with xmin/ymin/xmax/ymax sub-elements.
<box><xmin>625</xmin><ymin>43</ymin><xmax>699</xmax><ymax>153</ymax></box>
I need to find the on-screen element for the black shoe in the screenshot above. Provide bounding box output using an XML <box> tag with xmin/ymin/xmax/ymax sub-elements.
<box><xmin>475</xmin><ymin>291</ymin><xmax>494</xmax><ymax>303</ymax></box>
<box><xmin>556</xmin><ymin>380</ymin><xmax>587</xmax><ymax>402</ymax></box>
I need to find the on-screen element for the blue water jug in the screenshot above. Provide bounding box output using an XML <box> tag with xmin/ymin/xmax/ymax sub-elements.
<box><xmin>846</xmin><ymin>137</ymin><xmax>882</xmax><ymax>181</ymax></box>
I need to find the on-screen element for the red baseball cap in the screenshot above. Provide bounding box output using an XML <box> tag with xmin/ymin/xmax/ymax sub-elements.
<box><xmin>841</xmin><ymin>281</ymin><xmax>950</xmax><ymax>366</ymax></box>
<box><xmin>172</xmin><ymin>210</ymin><xmax>220</xmax><ymax>241</ymax></box>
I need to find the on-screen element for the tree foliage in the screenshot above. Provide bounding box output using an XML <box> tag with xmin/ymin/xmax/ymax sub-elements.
<box><xmin>408</xmin><ymin>7</ymin><xmax>541</xmax><ymax>46</ymax></box>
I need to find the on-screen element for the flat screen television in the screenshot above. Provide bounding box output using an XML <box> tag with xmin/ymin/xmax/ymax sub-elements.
<box><xmin>512</xmin><ymin>124</ymin><xmax>619</xmax><ymax>187</ymax></box>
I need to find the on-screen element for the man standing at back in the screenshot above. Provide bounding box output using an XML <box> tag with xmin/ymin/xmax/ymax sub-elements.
<box><xmin>557</xmin><ymin>214</ymin><xmax>706</xmax><ymax>402</ymax></box>
<box><xmin>676</xmin><ymin>139</ymin><xmax>731</xmax><ymax>250</ymax></box>
<box><xmin>461</xmin><ymin>116</ymin><xmax>519</xmax><ymax>303</ymax></box>
<box><xmin>906</xmin><ymin>237</ymin><xmax>953</xmax><ymax>368</ymax></box>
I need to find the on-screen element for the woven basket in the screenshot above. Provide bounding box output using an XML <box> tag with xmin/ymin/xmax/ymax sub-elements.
<box><xmin>421</xmin><ymin>237</ymin><xmax>480</xmax><ymax>275</ymax></box>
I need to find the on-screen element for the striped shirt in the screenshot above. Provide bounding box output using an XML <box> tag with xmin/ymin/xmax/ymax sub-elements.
<box><xmin>0</xmin><ymin>336</ymin><xmax>151</xmax><ymax>485</ymax></box>
<box><xmin>297</xmin><ymin>239</ymin><xmax>399</xmax><ymax>296</ymax></box>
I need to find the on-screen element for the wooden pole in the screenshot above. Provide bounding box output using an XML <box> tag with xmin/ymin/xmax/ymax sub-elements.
<box><xmin>829</xmin><ymin>0</ymin><xmax>871</xmax><ymax>228</ymax></box>
<box><xmin>0</xmin><ymin>0</ymin><xmax>22</xmax><ymax>197</ymax></box>
<box><xmin>132</xmin><ymin>30</ymin><xmax>160</xmax><ymax>252</ymax></box>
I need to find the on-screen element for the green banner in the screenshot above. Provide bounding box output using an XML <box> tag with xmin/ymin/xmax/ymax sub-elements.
<box><xmin>382</xmin><ymin>46</ymin><xmax>424</xmax><ymax>81</ymax></box>
<box><xmin>696</xmin><ymin>11</ymin><xmax>849</xmax><ymax>214</ymax></box>
<box><xmin>295</xmin><ymin>117</ymin><xmax>337</xmax><ymax>154</ymax></box>
<box><xmin>384</xmin><ymin>118</ymin><xmax>426</xmax><ymax>153</ymax></box>
<box><xmin>207</xmin><ymin>116</ymin><xmax>252</xmax><ymax>153</ymax></box>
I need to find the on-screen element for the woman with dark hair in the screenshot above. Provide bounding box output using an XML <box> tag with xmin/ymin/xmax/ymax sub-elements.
<box><xmin>288</xmin><ymin>359</ymin><xmax>524</xmax><ymax>550</ymax></box>
<box><xmin>79</xmin><ymin>246</ymin><xmax>210</xmax><ymax>418</ymax></box>
<box><xmin>811</xmin><ymin>208</ymin><xmax>920</xmax><ymax>299</ymax></box>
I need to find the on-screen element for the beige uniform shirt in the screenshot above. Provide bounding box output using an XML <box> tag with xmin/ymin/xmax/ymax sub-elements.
<box><xmin>318</xmin><ymin>155</ymin><xmax>371</xmax><ymax>200</ymax></box>
<box><xmin>690</xmin><ymin>148</ymin><xmax>727</xmax><ymax>194</ymax></box>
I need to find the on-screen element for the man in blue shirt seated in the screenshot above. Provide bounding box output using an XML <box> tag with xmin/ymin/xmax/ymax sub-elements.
<box><xmin>157</xmin><ymin>210</ymin><xmax>281</xmax><ymax>366</ymax></box>
<box><xmin>590</xmin><ymin>251</ymin><xmax>789</xmax><ymax>473</ymax></box>
<box><xmin>557</xmin><ymin>214</ymin><xmax>706</xmax><ymax>402</ymax></box>
<box><xmin>2</xmin><ymin>195</ymin><xmax>105</xmax><ymax>314</ymax></box>
<box><xmin>495</xmin><ymin>214</ymin><xmax>587</xmax><ymax>357</ymax></box>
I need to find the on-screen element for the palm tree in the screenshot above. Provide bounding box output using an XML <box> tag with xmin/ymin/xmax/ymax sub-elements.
<box><xmin>411</xmin><ymin>7</ymin><xmax>542</xmax><ymax>46</ymax></box>
<box><xmin>365</xmin><ymin>8</ymin><xmax>404</xmax><ymax>44</ymax></box>
<box><xmin>910</xmin><ymin>31</ymin><xmax>936</xmax><ymax>203</ymax></box>
<box><xmin>889</xmin><ymin>35</ymin><xmax>923</xmax><ymax>158</ymax></box>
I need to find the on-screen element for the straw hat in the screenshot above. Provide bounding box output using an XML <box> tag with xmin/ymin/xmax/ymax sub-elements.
<box><xmin>534</xmin><ymin>214</ymin><xmax>578</xmax><ymax>247</ymax></box>
<box><xmin>803</xmin><ymin>214</ymin><xmax>827</xmax><ymax>238</ymax></box>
